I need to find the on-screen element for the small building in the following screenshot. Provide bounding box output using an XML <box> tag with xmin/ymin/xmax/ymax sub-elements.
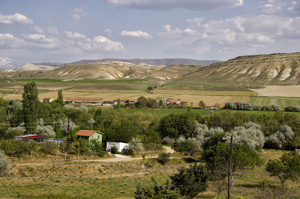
<box><xmin>14</xmin><ymin>134</ymin><xmax>48</xmax><ymax>142</ymax></box>
<box><xmin>102</xmin><ymin>101</ymin><xmax>114</xmax><ymax>107</ymax></box>
<box><xmin>106</xmin><ymin>142</ymin><xmax>129</xmax><ymax>153</ymax></box>
<box><xmin>43</xmin><ymin>98</ymin><xmax>55</xmax><ymax>103</ymax></box>
<box><xmin>65</xmin><ymin>97</ymin><xmax>103</xmax><ymax>104</ymax></box>
<box><xmin>205</xmin><ymin>106</ymin><xmax>218</xmax><ymax>110</ymax></box>
<box><xmin>166</xmin><ymin>98</ymin><xmax>183</xmax><ymax>106</ymax></box>
<box><xmin>113</xmin><ymin>98</ymin><xmax>137</xmax><ymax>105</ymax></box>
<box><xmin>44</xmin><ymin>138</ymin><xmax>64</xmax><ymax>145</ymax></box>
<box><xmin>76</xmin><ymin>130</ymin><xmax>103</xmax><ymax>143</ymax></box>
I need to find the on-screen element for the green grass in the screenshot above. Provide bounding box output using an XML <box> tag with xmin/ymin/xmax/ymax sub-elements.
<box><xmin>125</xmin><ymin>108</ymin><xmax>220</xmax><ymax>119</ymax></box>
<box><xmin>249</xmin><ymin>96</ymin><xmax>300</xmax><ymax>109</ymax></box>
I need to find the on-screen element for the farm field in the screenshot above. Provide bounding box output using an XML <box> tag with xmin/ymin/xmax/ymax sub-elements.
<box><xmin>0</xmin><ymin>79</ymin><xmax>255</xmax><ymax>107</ymax></box>
<box><xmin>0</xmin><ymin>150</ymin><xmax>299</xmax><ymax>199</ymax></box>
<box><xmin>249</xmin><ymin>96</ymin><xmax>300</xmax><ymax>109</ymax></box>
<box><xmin>251</xmin><ymin>85</ymin><xmax>300</xmax><ymax>97</ymax></box>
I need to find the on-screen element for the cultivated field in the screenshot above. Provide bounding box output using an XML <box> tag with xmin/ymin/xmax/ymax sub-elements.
<box><xmin>251</xmin><ymin>85</ymin><xmax>300</xmax><ymax>97</ymax></box>
<box><xmin>0</xmin><ymin>79</ymin><xmax>255</xmax><ymax>107</ymax></box>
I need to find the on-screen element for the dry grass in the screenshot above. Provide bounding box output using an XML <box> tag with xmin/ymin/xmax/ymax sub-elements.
<box><xmin>251</xmin><ymin>85</ymin><xmax>300</xmax><ymax>97</ymax></box>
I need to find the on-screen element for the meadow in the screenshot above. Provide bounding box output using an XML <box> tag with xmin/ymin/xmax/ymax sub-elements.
<box><xmin>1</xmin><ymin>150</ymin><xmax>300</xmax><ymax>199</ymax></box>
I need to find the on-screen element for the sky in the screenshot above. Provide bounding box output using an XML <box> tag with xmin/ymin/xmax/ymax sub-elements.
<box><xmin>1</xmin><ymin>0</ymin><xmax>300</xmax><ymax>66</ymax></box>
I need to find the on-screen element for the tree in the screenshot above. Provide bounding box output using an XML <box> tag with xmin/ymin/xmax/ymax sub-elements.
<box><xmin>136</xmin><ymin>96</ymin><xmax>148</xmax><ymax>108</ymax></box>
<box><xmin>56</xmin><ymin>89</ymin><xmax>64</xmax><ymax>106</ymax></box>
<box><xmin>0</xmin><ymin>149</ymin><xmax>10</xmax><ymax>177</ymax></box>
<box><xmin>266</xmin><ymin>152</ymin><xmax>300</xmax><ymax>187</ymax></box>
<box><xmin>170</xmin><ymin>163</ymin><xmax>210</xmax><ymax>198</ymax></box>
<box><xmin>22</xmin><ymin>81</ymin><xmax>39</xmax><ymax>134</ymax></box>
<box><xmin>128</xmin><ymin>138</ymin><xmax>144</xmax><ymax>153</ymax></box>
<box><xmin>198</xmin><ymin>100</ymin><xmax>205</xmax><ymax>109</ymax></box>
<box><xmin>134</xmin><ymin>178</ymin><xmax>184</xmax><ymax>199</ymax></box>
<box><xmin>266</xmin><ymin>125</ymin><xmax>294</xmax><ymax>149</ymax></box>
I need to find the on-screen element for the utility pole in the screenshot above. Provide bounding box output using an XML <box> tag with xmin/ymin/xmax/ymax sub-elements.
<box><xmin>223</xmin><ymin>135</ymin><xmax>239</xmax><ymax>199</ymax></box>
<box><xmin>66</xmin><ymin>115</ymin><xmax>70</xmax><ymax>161</ymax></box>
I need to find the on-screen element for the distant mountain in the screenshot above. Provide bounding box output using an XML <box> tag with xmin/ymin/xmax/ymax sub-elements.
<box><xmin>0</xmin><ymin>61</ymin><xmax>203</xmax><ymax>81</ymax></box>
<box><xmin>0</xmin><ymin>55</ymin><xmax>15</xmax><ymax>71</ymax></box>
<box><xmin>70</xmin><ymin>58</ymin><xmax>219</xmax><ymax>66</ymax></box>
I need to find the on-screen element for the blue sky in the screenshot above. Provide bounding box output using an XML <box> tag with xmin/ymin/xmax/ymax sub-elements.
<box><xmin>1</xmin><ymin>0</ymin><xmax>300</xmax><ymax>65</ymax></box>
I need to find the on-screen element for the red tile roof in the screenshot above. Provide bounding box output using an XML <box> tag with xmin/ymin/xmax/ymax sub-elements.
<box><xmin>76</xmin><ymin>130</ymin><xmax>98</xmax><ymax>137</ymax></box>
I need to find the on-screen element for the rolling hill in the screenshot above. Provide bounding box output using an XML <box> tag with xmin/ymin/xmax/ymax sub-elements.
<box><xmin>1</xmin><ymin>52</ymin><xmax>300</xmax><ymax>89</ymax></box>
<box><xmin>178</xmin><ymin>52</ymin><xmax>300</xmax><ymax>87</ymax></box>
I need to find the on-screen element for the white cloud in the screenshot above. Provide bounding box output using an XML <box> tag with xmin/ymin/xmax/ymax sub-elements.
<box><xmin>120</xmin><ymin>30</ymin><xmax>152</xmax><ymax>39</ymax></box>
<box><xmin>0</xmin><ymin>13</ymin><xmax>33</xmax><ymax>24</ymax></box>
<box><xmin>70</xmin><ymin>8</ymin><xmax>88</xmax><ymax>20</ymax></box>
<box><xmin>157</xmin><ymin>15</ymin><xmax>300</xmax><ymax>58</ymax></box>
<box><xmin>288</xmin><ymin>0</ymin><xmax>300</xmax><ymax>11</ymax></box>
<box><xmin>0</xmin><ymin>33</ymin><xmax>24</xmax><ymax>48</ymax></box>
<box><xmin>259</xmin><ymin>0</ymin><xmax>286</xmax><ymax>14</ymax></box>
<box><xmin>23</xmin><ymin>34</ymin><xmax>55</xmax><ymax>43</ymax></box>
<box><xmin>104</xmin><ymin>29</ymin><xmax>112</xmax><ymax>37</ymax></box>
<box><xmin>94</xmin><ymin>35</ymin><xmax>124</xmax><ymax>51</ymax></box>
<box><xmin>64</xmin><ymin>31</ymin><xmax>86</xmax><ymax>39</ymax></box>
<box><xmin>107</xmin><ymin>0</ymin><xmax>243</xmax><ymax>11</ymax></box>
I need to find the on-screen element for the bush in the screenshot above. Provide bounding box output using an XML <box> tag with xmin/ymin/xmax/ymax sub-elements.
<box><xmin>0</xmin><ymin>149</ymin><xmax>10</xmax><ymax>177</ymax></box>
<box><xmin>40</xmin><ymin>141</ymin><xmax>58</xmax><ymax>155</ymax></box>
<box><xmin>157</xmin><ymin>153</ymin><xmax>170</xmax><ymax>165</ymax></box>
<box><xmin>110</xmin><ymin>146</ymin><xmax>118</xmax><ymax>154</ymax></box>
<box><xmin>171</xmin><ymin>163</ymin><xmax>210</xmax><ymax>198</ymax></box>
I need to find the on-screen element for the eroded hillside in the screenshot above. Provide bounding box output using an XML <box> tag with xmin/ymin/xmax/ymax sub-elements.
<box><xmin>179</xmin><ymin>52</ymin><xmax>300</xmax><ymax>87</ymax></box>
<box><xmin>0</xmin><ymin>61</ymin><xmax>203</xmax><ymax>81</ymax></box>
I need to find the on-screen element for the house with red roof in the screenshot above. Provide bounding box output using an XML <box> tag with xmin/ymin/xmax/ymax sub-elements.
<box><xmin>166</xmin><ymin>98</ymin><xmax>183</xmax><ymax>106</ymax></box>
<box><xmin>76</xmin><ymin>130</ymin><xmax>103</xmax><ymax>143</ymax></box>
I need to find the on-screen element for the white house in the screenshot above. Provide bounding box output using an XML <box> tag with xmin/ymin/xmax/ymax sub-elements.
<box><xmin>106</xmin><ymin>142</ymin><xmax>129</xmax><ymax>153</ymax></box>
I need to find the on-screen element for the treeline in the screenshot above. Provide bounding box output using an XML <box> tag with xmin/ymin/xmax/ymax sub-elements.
<box><xmin>224</xmin><ymin>102</ymin><xmax>280</xmax><ymax>111</ymax></box>
<box><xmin>224</xmin><ymin>102</ymin><xmax>300</xmax><ymax>113</ymax></box>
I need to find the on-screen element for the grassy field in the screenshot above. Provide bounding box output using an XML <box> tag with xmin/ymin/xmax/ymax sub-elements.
<box><xmin>1</xmin><ymin>150</ymin><xmax>300</xmax><ymax>199</ymax></box>
<box><xmin>249</xmin><ymin>96</ymin><xmax>300</xmax><ymax>109</ymax></box>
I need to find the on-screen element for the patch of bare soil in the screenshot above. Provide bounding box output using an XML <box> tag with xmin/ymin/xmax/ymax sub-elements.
<box><xmin>251</xmin><ymin>85</ymin><xmax>300</xmax><ymax>97</ymax></box>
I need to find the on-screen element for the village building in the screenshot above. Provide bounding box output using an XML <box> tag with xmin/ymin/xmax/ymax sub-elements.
<box><xmin>106</xmin><ymin>142</ymin><xmax>129</xmax><ymax>153</ymax></box>
<box><xmin>43</xmin><ymin>98</ymin><xmax>55</xmax><ymax>103</ymax></box>
<box><xmin>166</xmin><ymin>98</ymin><xmax>183</xmax><ymax>106</ymax></box>
<box><xmin>14</xmin><ymin>134</ymin><xmax>48</xmax><ymax>142</ymax></box>
<box><xmin>102</xmin><ymin>101</ymin><xmax>115</xmax><ymax>107</ymax></box>
<box><xmin>76</xmin><ymin>130</ymin><xmax>103</xmax><ymax>143</ymax></box>
<box><xmin>65</xmin><ymin>97</ymin><xmax>103</xmax><ymax>105</ymax></box>
<box><xmin>113</xmin><ymin>98</ymin><xmax>137</xmax><ymax>105</ymax></box>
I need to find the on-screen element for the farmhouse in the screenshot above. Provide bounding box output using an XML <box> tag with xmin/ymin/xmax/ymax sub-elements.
<box><xmin>65</xmin><ymin>97</ymin><xmax>103</xmax><ymax>104</ymax></box>
<box><xmin>205</xmin><ymin>106</ymin><xmax>218</xmax><ymax>110</ymax></box>
<box><xmin>43</xmin><ymin>98</ymin><xmax>55</xmax><ymax>103</ymax></box>
<box><xmin>106</xmin><ymin>142</ymin><xmax>129</xmax><ymax>153</ymax></box>
<box><xmin>114</xmin><ymin>98</ymin><xmax>137</xmax><ymax>105</ymax></box>
<box><xmin>166</xmin><ymin>98</ymin><xmax>183</xmax><ymax>106</ymax></box>
<box><xmin>76</xmin><ymin>130</ymin><xmax>103</xmax><ymax>143</ymax></box>
<box><xmin>102</xmin><ymin>101</ymin><xmax>114</xmax><ymax>107</ymax></box>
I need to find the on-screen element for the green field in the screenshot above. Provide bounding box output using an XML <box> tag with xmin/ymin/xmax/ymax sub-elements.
<box><xmin>249</xmin><ymin>96</ymin><xmax>300</xmax><ymax>109</ymax></box>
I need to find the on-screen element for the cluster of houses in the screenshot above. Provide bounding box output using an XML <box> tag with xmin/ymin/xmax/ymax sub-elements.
<box><xmin>42</xmin><ymin>97</ymin><xmax>199</xmax><ymax>108</ymax></box>
<box><xmin>14</xmin><ymin>129</ymin><xmax>129</xmax><ymax>153</ymax></box>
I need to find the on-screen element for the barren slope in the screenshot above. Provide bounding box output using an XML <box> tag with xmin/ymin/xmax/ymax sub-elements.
<box><xmin>179</xmin><ymin>52</ymin><xmax>300</xmax><ymax>87</ymax></box>
<box><xmin>0</xmin><ymin>61</ymin><xmax>203</xmax><ymax>81</ymax></box>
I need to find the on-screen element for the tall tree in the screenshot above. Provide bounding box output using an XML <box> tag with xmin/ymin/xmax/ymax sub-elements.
<box><xmin>56</xmin><ymin>89</ymin><xmax>64</xmax><ymax>106</ymax></box>
<box><xmin>22</xmin><ymin>82</ymin><xmax>39</xmax><ymax>134</ymax></box>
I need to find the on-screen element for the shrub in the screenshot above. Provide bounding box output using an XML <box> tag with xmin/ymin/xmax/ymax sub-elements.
<box><xmin>110</xmin><ymin>146</ymin><xmax>118</xmax><ymax>154</ymax></box>
<box><xmin>40</xmin><ymin>141</ymin><xmax>58</xmax><ymax>155</ymax></box>
<box><xmin>0</xmin><ymin>149</ymin><xmax>10</xmax><ymax>177</ymax></box>
<box><xmin>170</xmin><ymin>163</ymin><xmax>210</xmax><ymax>198</ymax></box>
<box><xmin>157</xmin><ymin>153</ymin><xmax>170</xmax><ymax>165</ymax></box>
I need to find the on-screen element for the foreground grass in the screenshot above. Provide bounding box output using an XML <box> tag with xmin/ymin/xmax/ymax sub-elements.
<box><xmin>1</xmin><ymin>150</ymin><xmax>300</xmax><ymax>199</ymax></box>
